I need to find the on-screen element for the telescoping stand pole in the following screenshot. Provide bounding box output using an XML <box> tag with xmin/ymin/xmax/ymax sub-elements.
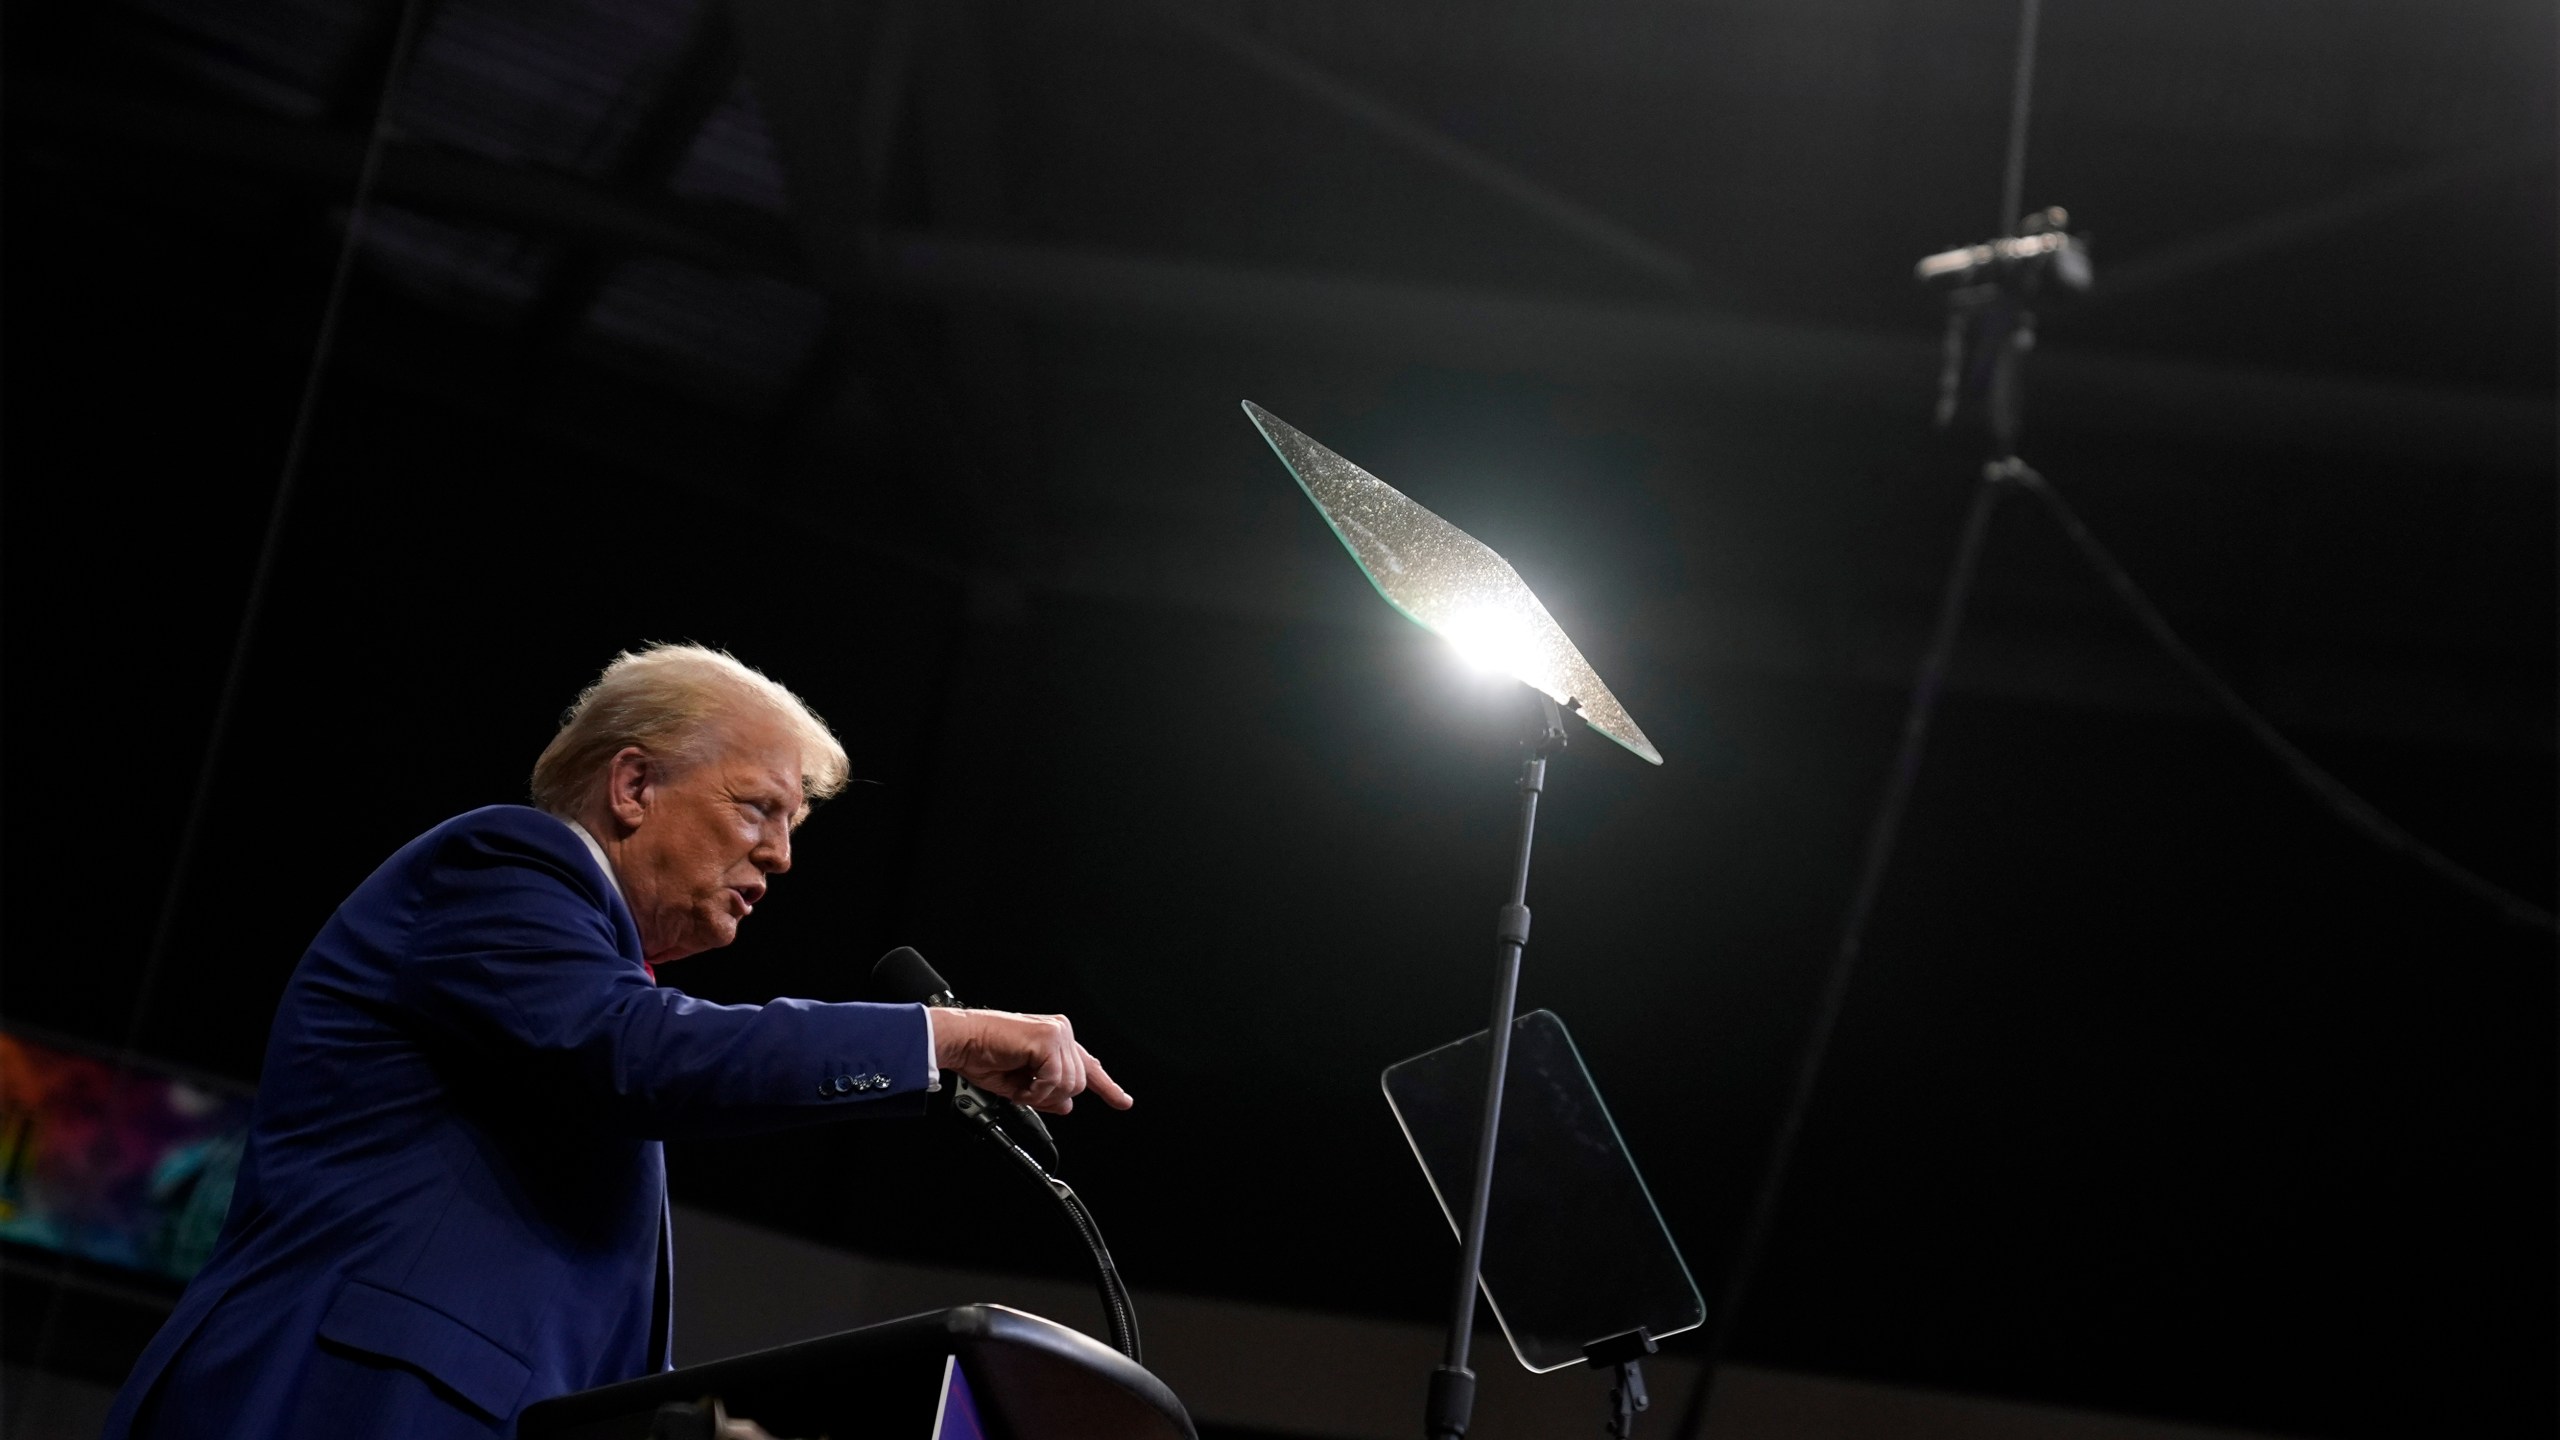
<box><xmin>1425</xmin><ymin>691</ymin><xmax>1571</xmax><ymax>1440</ymax></box>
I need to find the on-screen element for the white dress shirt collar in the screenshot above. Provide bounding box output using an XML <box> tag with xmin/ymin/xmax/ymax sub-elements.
<box><xmin>561</xmin><ymin>817</ymin><xmax>629</xmax><ymax>907</ymax></box>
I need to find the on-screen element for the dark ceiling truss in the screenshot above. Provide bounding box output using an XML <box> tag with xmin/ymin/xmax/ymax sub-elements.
<box><xmin>1142</xmin><ymin>0</ymin><xmax>1700</xmax><ymax>295</ymax></box>
<box><xmin>30</xmin><ymin>0</ymin><xmax>2548</xmax><ymax>473</ymax></box>
<box><xmin>13</xmin><ymin>0</ymin><xmax>2548</xmax><ymax>760</ymax></box>
<box><xmin>728</xmin><ymin>0</ymin><xmax>921</xmax><ymax>457</ymax></box>
<box><xmin>728</xmin><ymin>0</ymin><xmax>1052</xmax><ymax>567</ymax></box>
<box><xmin>2076</xmin><ymin>139</ymin><xmax>2555</xmax><ymax>313</ymax></box>
<box><xmin>13</xmin><ymin>73</ymin><xmax>2546</xmax><ymax>475</ymax></box>
<box><xmin>511</xmin><ymin>0</ymin><xmax>743</xmax><ymax>363</ymax></box>
<box><xmin>320</xmin><ymin>0</ymin><xmax>425</xmax><ymax>127</ymax></box>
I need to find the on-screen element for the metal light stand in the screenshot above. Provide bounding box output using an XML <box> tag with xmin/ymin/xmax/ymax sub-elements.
<box><xmin>1670</xmin><ymin>209</ymin><xmax>2090</xmax><ymax>1440</ymax></box>
<box><xmin>1424</xmin><ymin>689</ymin><xmax>1571</xmax><ymax>1440</ymax></box>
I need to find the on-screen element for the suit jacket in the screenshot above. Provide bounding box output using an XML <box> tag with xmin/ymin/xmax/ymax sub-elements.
<box><xmin>104</xmin><ymin>805</ymin><xmax>932</xmax><ymax>1439</ymax></box>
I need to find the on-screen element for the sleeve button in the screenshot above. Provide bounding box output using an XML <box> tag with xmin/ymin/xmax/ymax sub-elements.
<box><xmin>833</xmin><ymin>1075</ymin><xmax>855</xmax><ymax>1094</ymax></box>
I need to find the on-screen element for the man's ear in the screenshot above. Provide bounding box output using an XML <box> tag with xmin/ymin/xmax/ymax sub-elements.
<box><xmin>605</xmin><ymin>746</ymin><xmax>653</xmax><ymax>834</ymax></box>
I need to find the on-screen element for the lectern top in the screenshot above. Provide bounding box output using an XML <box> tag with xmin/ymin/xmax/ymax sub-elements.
<box><xmin>519</xmin><ymin>1304</ymin><xmax>1193</xmax><ymax>1440</ymax></box>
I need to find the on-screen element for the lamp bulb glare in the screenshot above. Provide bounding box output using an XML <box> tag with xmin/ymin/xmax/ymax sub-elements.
<box><xmin>1440</xmin><ymin>606</ymin><xmax>1534</xmax><ymax>681</ymax></box>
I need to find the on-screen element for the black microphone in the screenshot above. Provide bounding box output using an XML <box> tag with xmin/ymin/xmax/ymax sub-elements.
<box><xmin>869</xmin><ymin>946</ymin><xmax>1061</xmax><ymax>1173</ymax></box>
<box><xmin>873</xmin><ymin>945</ymin><xmax>961</xmax><ymax>1009</ymax></box>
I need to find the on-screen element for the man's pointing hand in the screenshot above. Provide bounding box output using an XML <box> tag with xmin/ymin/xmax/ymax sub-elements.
<box><xmin>928</xmin><ymin>1008</ymin><xmax>1133</xmax><ymax>1116</ymax></box>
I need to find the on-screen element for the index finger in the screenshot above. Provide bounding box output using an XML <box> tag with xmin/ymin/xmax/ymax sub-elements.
<box><xmin>1081</xmin><ymin>1049</ymin><xmax>1134</xmax><ymax>1110</ymax></box>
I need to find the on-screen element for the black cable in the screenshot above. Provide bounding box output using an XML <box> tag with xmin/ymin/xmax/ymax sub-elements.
<box><xmin>129</xmin><ymin>0</ymin><xmax>427</xmax><ymax>1067</ymax></box>
<box><xmin>2005</xmin><ymin>460</ymin><xmax>2557</xmax><ymax>936</ymax></box>
<box><xmin>22</xmin><ymin>0</ymin><xmax>430</xmax><ymax>1397</ymax></box>
<box><xmin>1666</xmin><ymin>448</ymin><xmax>2549</xmax><ymax>1437</ymax></box>
<box><xmin>1669</xmin><ymin>471</ymin><xmax>2007</xmax><ymax>1440</ymax></box>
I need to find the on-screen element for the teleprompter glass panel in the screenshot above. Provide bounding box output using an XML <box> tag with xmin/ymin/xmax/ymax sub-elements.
<box><xmin>1243</xmin><ymin>401</ymin><xmax>1662</xmax><ymax>766</ymax></box>
<box><xmin>1383</xmin><ymin>1009</ymin><xmax>1702</xmax><ymax>1373</ymax></box>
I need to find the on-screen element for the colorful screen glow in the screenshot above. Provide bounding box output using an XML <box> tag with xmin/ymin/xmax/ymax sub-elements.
<box><xmin>0</xmin><ymin>1029</ymin><xmax>252</xmax><ymax>1281</ymax></box>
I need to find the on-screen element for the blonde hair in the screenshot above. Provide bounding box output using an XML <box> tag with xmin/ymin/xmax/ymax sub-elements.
<box><xmin>531</xmin><ymin>644</ymin><xmax>850</xmax><ymax>818</ymax></box>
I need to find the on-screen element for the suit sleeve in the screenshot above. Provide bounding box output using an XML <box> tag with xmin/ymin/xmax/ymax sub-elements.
<box><xmin>395</xmin><ymin>814</ymin><xmax>933</xmax><ymax>1139</ymax></box>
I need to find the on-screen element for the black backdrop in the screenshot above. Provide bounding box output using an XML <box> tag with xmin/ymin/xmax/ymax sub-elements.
<box><xmin>5</xmin><ymin>12</ymin><xmax>2556</xmax><ymax>1436</ymax></box>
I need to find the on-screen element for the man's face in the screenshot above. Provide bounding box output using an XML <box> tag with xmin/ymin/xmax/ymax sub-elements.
<box><xmin>612</xmin><ymin>712</ymin><xmax>805</xmax><ymax>965</ymax></box>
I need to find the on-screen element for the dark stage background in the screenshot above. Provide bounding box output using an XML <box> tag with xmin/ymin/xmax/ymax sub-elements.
<box><xmin>3</xmin><ymin>1</ymin><xmax>2554</xmax><ymax>1436</ymax></box>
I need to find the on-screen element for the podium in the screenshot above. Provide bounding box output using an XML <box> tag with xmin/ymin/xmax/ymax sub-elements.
<box><xmin>519</xmin><ymin>1304</ymin><xmax>1196</xmax><ymax>1440</ymax></box>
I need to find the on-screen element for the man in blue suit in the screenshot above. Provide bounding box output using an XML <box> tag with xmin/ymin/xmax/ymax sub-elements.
<box><xmin>105</xmin><ymin>645</ymin><xmax>1130</xmax><ymax>1439</ymax></box>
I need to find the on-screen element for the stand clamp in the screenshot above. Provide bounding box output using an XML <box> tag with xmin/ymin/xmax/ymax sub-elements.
<box><xmin>1917</xmin><ymin>205</ymin><xmax>2090</xmax><ymax>459</ymax></box>
<box><xmin>1425</xmin><ymin>1364</ymin><xmax>1477</xmax><ymax>1440</ymax></box>
<box><xmin>1584</xmin><ymin>1330</ymin><xmax>1658</xmax><ymax>1440</ymax></box>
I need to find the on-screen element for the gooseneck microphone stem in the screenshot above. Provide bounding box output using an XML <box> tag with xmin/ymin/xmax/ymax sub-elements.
<box><xmin>1053</xmin><ymin>1183</ymin><xmax>1142</xmax><ymax>1363</ymax></box>
<box><xmin>959</xmin><ymin>1090</ymin><xmax>1143</xmax><ymax>1363</ymax></box>
<box><xmin>868</xmin><ymin>948</ymin><xmax>1139</xmax><ymax>1362</ymax></box>
<box><xmin>1426</xmin><ymin>691</ymin><xmax>1570</xmax><ymax>1440</ymax></box>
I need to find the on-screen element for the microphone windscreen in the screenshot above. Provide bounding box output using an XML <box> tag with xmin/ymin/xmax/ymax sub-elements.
<box><xmin>870</xmin><ymin>946</ymin><xmax>950</xmax><ymax>1003</ymax></box>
